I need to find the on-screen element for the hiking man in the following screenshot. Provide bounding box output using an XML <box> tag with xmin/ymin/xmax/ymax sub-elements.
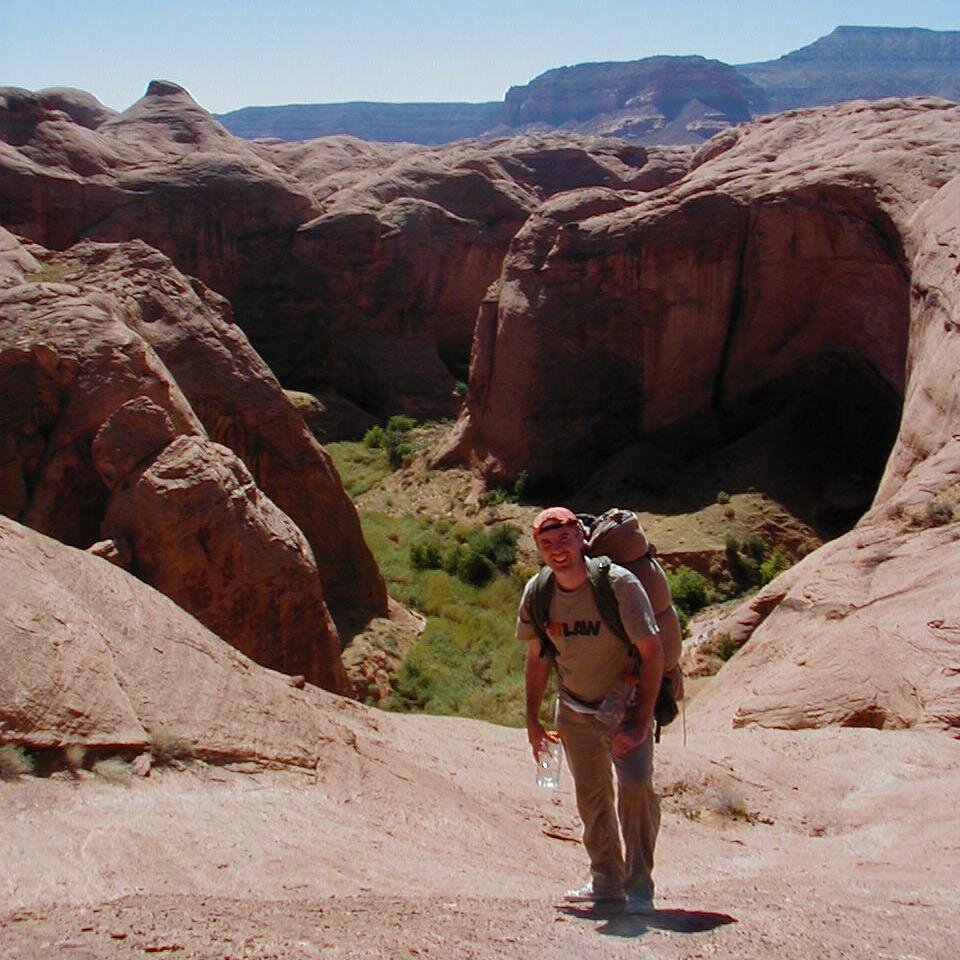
<box><xmin>519</xmin><ymin>506</ymin><xmax>663</xmax><ymax>911</ymax></box>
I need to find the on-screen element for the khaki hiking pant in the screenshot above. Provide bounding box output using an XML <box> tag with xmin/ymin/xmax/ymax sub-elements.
<box><xmin>558</xmin><ymin>702</ymin><xmax>660</xmax><ymax>899</ymax></box>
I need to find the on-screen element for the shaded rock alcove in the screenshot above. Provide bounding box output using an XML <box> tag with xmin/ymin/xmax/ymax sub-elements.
<box><xmin>444</xmin><ymin>170</ymin><xmax>912</xmax><ymax>548</ymax></box>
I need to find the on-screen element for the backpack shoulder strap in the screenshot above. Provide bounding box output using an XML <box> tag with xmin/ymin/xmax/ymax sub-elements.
<box><xmin>585</xmin><ymin>556</ymin><xmax>631</xmax><ymax>650</ymax></box>
<box><xmin>527</xmin><ymin>566</ymin><xmax>558</xmax><ymax>659</ymax></box>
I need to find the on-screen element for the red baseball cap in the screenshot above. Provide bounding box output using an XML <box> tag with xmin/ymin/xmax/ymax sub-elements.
<box><xmin>531</xmin><ymin>506</ymin><xmax>580</xmax><ymax>537</ymax></box>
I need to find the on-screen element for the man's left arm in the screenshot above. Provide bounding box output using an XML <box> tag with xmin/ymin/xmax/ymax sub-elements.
<box><xmin>611</xmin><ymin>632</ymin><xmax>663</xmax><ymax>759</ymax></box>
<box><xmin>609</xmin><ymin>570</ymin><xmax>664</xmax><ymax>759</ymax></box>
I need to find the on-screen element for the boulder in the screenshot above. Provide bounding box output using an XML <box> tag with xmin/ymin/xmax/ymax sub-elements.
<box><xmin>0</xmin><ymin>228</ymin><xmax>360</xmax><ymax>693</ymax></box>
<box><xmin>48</xmin><ymin>238</ymin><xmax>387</xmax><ymax>617</ymax></box>
<box><xmin>100</xmin><ymin>434</ymin><xmax>350</xmax><ymax>694</ymax></box>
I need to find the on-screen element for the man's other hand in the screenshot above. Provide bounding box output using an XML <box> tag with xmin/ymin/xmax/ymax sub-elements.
<box><xmin>610</xmin><ymin>717</ymin><xmax>651</xmax><ymax>760</ymax></box>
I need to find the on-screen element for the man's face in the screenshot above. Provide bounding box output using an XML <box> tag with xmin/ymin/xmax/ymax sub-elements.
<box><xmin>534</xmin><ymin>522</ymin><xmax>586</xmax><ymax>575</ymax></box>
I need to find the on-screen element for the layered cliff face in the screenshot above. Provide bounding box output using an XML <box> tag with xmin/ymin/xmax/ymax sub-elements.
<box><xmin>0</xmin><ymin>83</ymin><xmax>689</xmax><ymax>417</ymax></box>
<box><xmin>281</xmin><ymin>136</ymin><xmax>687</xmax><ymax>413</ymax></box>
<box><xmin>445</xmin><ymin>97</ymin><xmax>960</xmax><ymax>735</ymax></box>
<box><xmin>215</xmin><ymin>28</ymin><xmax>960</xmax><ymax>148</ymax></box>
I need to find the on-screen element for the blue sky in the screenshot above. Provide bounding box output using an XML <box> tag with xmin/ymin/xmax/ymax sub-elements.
<box><xmin>2</xmin><ymin>0</ymin><xmax>958</xmax><ymax>113</ymax></box>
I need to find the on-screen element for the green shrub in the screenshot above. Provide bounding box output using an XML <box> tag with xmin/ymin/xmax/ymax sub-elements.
<box><xmin>469</xmin><ymin>524</ymin><xmax>519</xmax><ymax>573</ymax></box>
<box><xmin>384</xmin><ymin>430</ymin><xmax>412</xmax><ymax>468</ymax></box>
<box><xmin>441</xmin><ymin>543</ymin><xmax>464</xmax><ymax>575</ymax></box>
<box><xmin>457</xmin><ymin>550</ymin><xmax>495</xmax><ymax>586</ymax></box>
<box><xmin>363</xmin><ymin>425</ymin><xmax>385</xmax><ymax>449</ymax></box>
<box><xmin>667</xmin><ymin>565</ymin><xmax>710</xmax><ymax>616</ymax></box>
<box><xmin>744</xmin><ymin>532</ymin><xmax>769</xmax><ymax>560</ymax></box>
<box><xmin>715</xmin><ymin>632</ymin><xmax>744</xmax><ymax>661</ymax></box>
<box><xmin>386</xmin><ymin>415</ymin><xmax>416</xmax><ymax>433</ymax></box>
<box><xmin>512</xmin><ymin>471</ymin><xmax>529</xmax><ymax>502</ymax></box>
<box><xmin>724</xmin><ymin>534</ymin><xmax>760</xmax><ymax>588</ymax></box>
<box><xmin>717</xmin><ymin>490</ymin><xmax>730</xmax><ymax>505</ymax></box>
<box><xmin>0</xmin><ymin>744</ymin><xmax>34</xmax><ymax>780</ymax></box>
<box><xmin>410</xmin><ymin>537</ymin><xmax>443</xmax><ymax>570</ymax></box>
<box><xmin>759</xmin><ymin>547</ymin><xmax>792</xmax><ymax>585</ymax></box>
<box><xmin>478</xmin><ymin>487</ymin><xmax>509</xmax><ymax>508</ymax></box>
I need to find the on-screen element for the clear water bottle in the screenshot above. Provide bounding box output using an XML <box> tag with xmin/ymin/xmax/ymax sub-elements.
<box><xmin>596</xmin><ymin>678</ymin><xmax>634</xmax><ymax>730</ymax></box>
<box><xmin>536</xmin><ymin>739</ymin><xmax>563</xmax><ymax>788</ymax></box>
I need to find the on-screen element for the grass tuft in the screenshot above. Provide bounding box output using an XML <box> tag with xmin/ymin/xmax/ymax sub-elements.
<box><xmin>148</xmin><ymin>728</ymin><xmax>193</xmax><ymax>766</ymax></box>
<box><xmin>92</xmin><ymin>756</ymin><xmax>133</xmax><ymax>785</ymax></box>
<box><xmin>0</xmin><ymin>744</ymin><xmax>34</xmax><ymax>780</ymax></box>
<box><xmin>926</xmin><ymin>499</ymin><xmax>955</xmax><ymax>527</ymax></box>
<box><xmin>63</xmin><ymin>745</ymin><xmax>87</xmax><ymax>772</ymax></box>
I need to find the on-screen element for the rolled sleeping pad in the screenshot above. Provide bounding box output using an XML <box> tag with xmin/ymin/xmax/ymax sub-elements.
<box><xmin>656</xmin><ymin>605</ymin><xmax>683</xmax><ymax>671</ymax></box>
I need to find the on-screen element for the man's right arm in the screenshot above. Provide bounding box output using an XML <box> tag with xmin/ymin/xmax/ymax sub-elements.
<box><xmin>525</xmin><ymin>636</ymin><xmax>558</xmax><ymax>759</ymax></box>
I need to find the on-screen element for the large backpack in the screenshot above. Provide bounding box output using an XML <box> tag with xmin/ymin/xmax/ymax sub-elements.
<box><xmin>526</xmin><ymin>508</ymin><xmax>682</xmax><ymax>739</ymax></box>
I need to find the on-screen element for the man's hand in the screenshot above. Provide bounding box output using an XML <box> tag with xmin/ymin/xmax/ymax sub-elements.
<box><xmin>610</xmin><ymin>716</ymin><xmax>651</xmax><ymax>760</ymax></box>
<box><xmin>527</xmin><ymin>720</ymin><xmax>560</xmax><ymax>761</ymax></box>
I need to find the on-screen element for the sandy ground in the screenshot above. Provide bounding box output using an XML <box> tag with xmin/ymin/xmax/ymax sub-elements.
<box><xmin>2</xmin><ymin>712</ymin><xmax>959</xmax><ymax>959</ymax></box>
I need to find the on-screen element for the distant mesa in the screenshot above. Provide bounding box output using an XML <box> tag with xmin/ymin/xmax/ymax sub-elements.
<box><xmin>219</xmin><ymin>100</ymin><xmax>503</xmax><ymax>146</ymax></box>
<box><xmin>500</xmin><ymin>56</ymin><xmax>762</xmax><ymax>145</ymax></box>
<box><xmin>216</xmin><ymin>26</ymin><xmax>960</xmax><ymax>145</ymax></box>
<box><xmin>739</xmin><ymin>24</ymin><xmax>960</xmax><ymax>112</ymax></box>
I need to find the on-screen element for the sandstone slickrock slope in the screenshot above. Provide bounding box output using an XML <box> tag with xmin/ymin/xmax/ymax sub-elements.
<box><xmin>445</xmin><ymin>97</ymin><xmax>960</xmax><ymax>736</ymax></box>
<box><xmin>0</xmin><ymin>513</ymin><xmax>365</xmax><ymax>760</ymax></box>
<box><xmin>0</xmin><ymin>82</ymin><xmax>690</xmax><ymax>418</ymax></box>
<box><xmin>3</xmin><ymin>516</ymin><xmax>959</xmax><ymax>959</ymax></box>
<box><xmin>0</xmin><ymin>227</ymin><xmax>383</xmax><ymax>693</ymax></box>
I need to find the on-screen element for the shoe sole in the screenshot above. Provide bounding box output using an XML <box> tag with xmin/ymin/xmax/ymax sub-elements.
<box><xmin>563</xmin><ymin>893</ymin><xmax>627</xmax><ymax>904</ymax></box>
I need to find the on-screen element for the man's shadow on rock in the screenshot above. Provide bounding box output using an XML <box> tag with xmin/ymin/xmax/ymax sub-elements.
<box><xmin>559</xmin><ymin>904</ymin><xmax>737</xmax><ymax>939</ymax></box>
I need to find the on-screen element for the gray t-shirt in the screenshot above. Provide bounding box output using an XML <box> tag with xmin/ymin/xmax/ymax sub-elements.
<box><xmin>517</xmin><ymin>562</ymin><xmax>659</xmax><ymax>704</ymax></box>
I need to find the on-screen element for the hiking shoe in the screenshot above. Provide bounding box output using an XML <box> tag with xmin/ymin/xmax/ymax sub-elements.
<box><xmin>564</xmin><ymin>882</ymin><xmax>626</xmax><ymax>903</ymax></box>
<box><xmin>625</xmin><ymin>893</ymin><xmax>655</xmax><ymax>914</ymax></box>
